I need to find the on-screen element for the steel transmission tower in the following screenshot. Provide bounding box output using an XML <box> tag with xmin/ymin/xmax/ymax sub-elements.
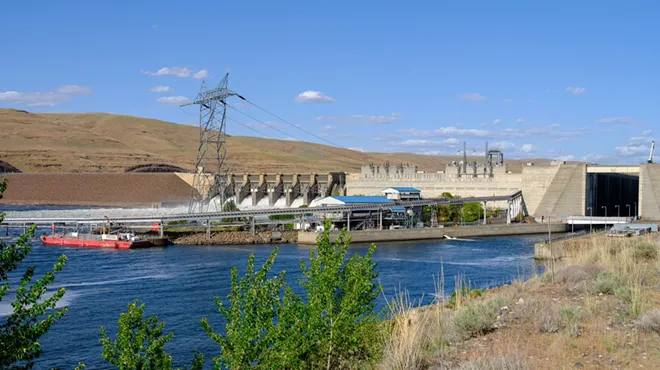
<box><xmin>182</xmin><ymin>73</ymin><xmax>244</xmax><ymax>213</ymax></box>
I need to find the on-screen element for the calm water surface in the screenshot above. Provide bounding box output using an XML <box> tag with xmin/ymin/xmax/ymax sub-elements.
<box><xmin>2</xmin><ymin>233</ymin><xmax>546</xmax><ymax>368</ymax></box>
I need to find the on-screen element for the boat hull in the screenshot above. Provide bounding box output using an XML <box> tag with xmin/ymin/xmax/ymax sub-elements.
<box><xmin>40</xmin><ymin>235</ymin><xmax>156</xmax><ymax>249</ymax></box>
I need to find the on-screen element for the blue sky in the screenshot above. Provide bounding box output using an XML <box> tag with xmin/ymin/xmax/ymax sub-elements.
<box><xmin>1</xmin><ymin>1</ymin><xmax>658</xmax><ymax>164</ymax></box>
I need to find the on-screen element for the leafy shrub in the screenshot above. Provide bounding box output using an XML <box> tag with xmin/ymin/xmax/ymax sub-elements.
<box><xmin>452</xmin><ymin>295</ymin><xmax>509</xmax><ymax>339</ymax></box>
<box><xmin>446</xmin><ymin>288</ymin><xmax>484</xmax><ymax>309</ymax></box>
<box><xmin>596</xmin><ymin>271</ymin><xmax>624</xmax><ymax>294</ymax></box>
<box><xmin>0</xmin><ymin>179</ymin><xmax>69</xmax><ymax>369</ymax></box>
<box><xmin>100</xmin><ymin>300</ymin><xmax>204</xmax><ymax>370</ymax></box>
<box><xmin>203</xmin><ymin>220</ymin><xmax>382</xmax><ymax>369</ymax></box>
<box><xmin>560</xmin><ymin>306</ymin><xmax>582</xmax><ymax>337</ymax></box>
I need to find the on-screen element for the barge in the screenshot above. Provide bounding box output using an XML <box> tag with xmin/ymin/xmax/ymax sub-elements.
<box><xmin>41</xmin><ymin>232</ymin><xmax>158</xmax><ymax>249</ymax></box>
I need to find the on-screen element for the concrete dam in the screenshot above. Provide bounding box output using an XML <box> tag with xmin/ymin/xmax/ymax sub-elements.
<box><xmin>345</xmin><ymin>162</ymin><xmax>660</xmax><ymax>221</ymax></box>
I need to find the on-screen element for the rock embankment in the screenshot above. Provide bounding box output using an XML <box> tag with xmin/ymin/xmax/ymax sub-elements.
<box><xmin>172</xmin><ymin>231</ymin><xmax>298</xmax><ymax>246</ymax></box>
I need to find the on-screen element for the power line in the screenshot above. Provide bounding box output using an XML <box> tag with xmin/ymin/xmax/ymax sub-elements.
<box><xmin>242</xmin><ymin>99</ymin><xmax>343</xmax><ymax>148</ymax></box>
<box><xmin>227</xmin><ymin>117</ymin><xmax>276</xmax><ymax>140</ymax></box>
<box><xmin>227</xmin><ymin>104</ymin><xmax>307</xmax><ymax>143</ymax></box>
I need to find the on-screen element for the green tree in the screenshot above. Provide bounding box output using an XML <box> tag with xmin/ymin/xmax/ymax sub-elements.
<box><xmin>437</xmin><ymin>192</ymin><xmax>460</xmax><ymax>222</ymax></box>
<box><xmin>204</xmin><ymin>220</ymin><xmax>382</xmax><ymax>369</ymax></box>
<box><xmin>461</xmin><ymin>202</ymin><xmax>484</xmax><ymax>223</ymax></box>
<box><xmin>0</xmin><ymin>179</ymin><xmax>68</xmax><ymax>369</ymax></box>
<box><xmin>202</xmin><ymin>248</ymin><xmax>285</xmax><ymax>369</ymax></box>
<box><xmin>100</xmin><ymin>300</ymin><xmax>204</xmax><ymax>370</ymax></box>
<box><xmin>295</xmin><ymin>224</ymin><xmax>382</xmax><ymax>369</ymax></box>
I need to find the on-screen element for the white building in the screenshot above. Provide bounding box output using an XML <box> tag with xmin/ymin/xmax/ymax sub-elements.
<box><xmin>381</xmin><ymin>187</ymin><xmax>422</xmax><ymax>201</ymax></box>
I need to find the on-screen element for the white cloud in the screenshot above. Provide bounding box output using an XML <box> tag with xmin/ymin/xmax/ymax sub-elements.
<box><xmin>457</xmin><ymin>93</ymin><xmax>487</xmax><ymax>102</ymax></box>
<box><xmin>156</xmin><ymin>96</ymin><xmax>191</xmax><ymax>105</ymax></box>
<box><xmin>192</xmin><ymin>69</ymin><xmax>210</xmax><ymax>80</ymax></box>
<box><xmin>145</xmin><ymin>67</ymin><xmax>191</xmax><ymax>78</ymax></box>
<box><xmin>282</xmin><ymin>137</ymin><xmax>300</xmax><ymax>142</ymax></box>
<box><xmin>516</xmin><ymin>118</ymin><xmax>525</xmax><ymax>124</ymax></box>
<box><xmin>321</xmin><ymin>125</ymin><xmax>338</xmax><ymax>130</ymax></box>
<box><xmin>491</xmin><ymin>141</ymin><xmax>516</xmax><ymax>150</ymax></box>
<box><xmin>56</xmin><ymin>85</ymin><xmax>92</xmax><ymax>95</ymax></box>
<box><xmin>443</xmin><ymin>138</ymin><xmax>460</xmax><ymax>145</ymax></box>
<box><xmin>520</xmin><ymin>144</ymin><xmax>535</xmax><ymax>153</ymax></box>
<box><xmin>502</xmin><ymin>98</ymin><xmax>513</xmax><ymax>103</ymax></box>
<box><xmin>149</xmin><ymin>85</ymin><xmax>172</xmax><ymax>93</ymax></box>
<box><xmin>615</xmin><ymin>145</ymin><xmax>649</xmax><ymax>157</ymax></box>
<box><xmin>0</xmin><ymin>91</ymin><xmax>70</xmax><ymax>106</ymax></box>
<box><xmin>642</xmin><ymin>130</ymin><xmax>653</xmax><ymax>136</ymax></box>
<box><xmin>316</xmin><ymin>113</ymin><xmax>400</xmax><ymax>124</ymax></box>
<box><xmin>398</xmin><ymin>138</ymin><xmax>460</xmax><ymax>149</ymax></box>
<box><xmin>492</xmin><ymin>119</ymin><xmax>501</xmax><ymax>125</ymax></box>
<box><xmin>558</xmin><ymin>155</ymin><xmax>575</xmax><ymax>161</ymax></box>
<box><xmin>295</xmin><ymin>90</ymin><xmax>335</xmax><ymax>103</ymax></box>
<box><xmin>565</xmin><ymin>86</ymin><xmax>586</xmax><ymax>95</ymax></box>
<box><xmin>348</xmin><ymin>147</ymin><xmax>365</xmax><ymax>152</ymax></box>
<box><xmin>596</xmin><ymin>116</ymin><xmax>634</xmax><ymax>124</ymax></box>
<box><xmin>549</xmin><ymin>123</ymin><xmax>560</xmax><ymax>128</ymax></box>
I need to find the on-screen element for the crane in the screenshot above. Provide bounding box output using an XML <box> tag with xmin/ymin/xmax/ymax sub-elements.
<box><xmin>649</xmin><ymin>141</ymin><xmax>655</xmax><ymax>164</ymax></box>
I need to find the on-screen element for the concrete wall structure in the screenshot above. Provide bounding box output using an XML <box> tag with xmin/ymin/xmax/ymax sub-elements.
<box><xmin>639</xmin><ymin>164</ymin><xmax>660</xmax><ymax>220</ymax></box>
<box><xmin>347</xmin><ymin>164</ymin><xmax>521</xmax><ymax>208</ymax></box>
<box><xmin>297</xmin><ymin>223</ymin><xmax>568</xmax><ymax>245</ymax></box>
<box><xmin>532</xmin><ymin>164</ymin><xmax>587</xmax><ymax>218</ymax></box>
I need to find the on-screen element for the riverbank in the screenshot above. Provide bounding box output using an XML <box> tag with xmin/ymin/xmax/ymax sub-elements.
<box><xmin>171</xmin><ymin>231</ymin><xmax>298</xmax><ymax>245</ymax></box>
<box><xmin>381</xmin><ymin>233</ymin><xmax>660</xmax><ymax>369</ymax></box>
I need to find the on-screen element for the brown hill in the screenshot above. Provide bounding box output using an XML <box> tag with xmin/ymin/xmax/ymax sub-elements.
<box><xmin>0</xmin><ymin>108</ymin><xmax>545</xmax><ymax>174</ymax></box>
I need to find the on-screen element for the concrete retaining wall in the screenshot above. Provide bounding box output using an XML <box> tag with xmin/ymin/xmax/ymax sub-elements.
<box><xmin>297</xmin><ymin>223</ymin><xmax>568</xmax><ymax>245</ymax></box>
<box><xmin>639</xmin><ymin>164</ymin><xmax>660</xmax><ymax>221</ymax></box>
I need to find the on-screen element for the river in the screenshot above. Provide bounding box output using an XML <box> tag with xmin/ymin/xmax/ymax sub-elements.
<box><xmin>1</xmin><ymin>233</ymin><xmax>545</xmax><ymax>369</ymax></box>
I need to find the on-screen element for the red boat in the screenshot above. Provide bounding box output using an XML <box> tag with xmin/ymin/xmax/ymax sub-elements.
<box><xmin>41</xmin><ymin>232</ymin><xmax>156</xmax><ymax>249</ymax></box>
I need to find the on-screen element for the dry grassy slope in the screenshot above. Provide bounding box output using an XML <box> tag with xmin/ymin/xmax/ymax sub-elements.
<box><xmin>0</xmin><ymin>108</ymin><xmax>546</xmax><ymax>173</ymax></box>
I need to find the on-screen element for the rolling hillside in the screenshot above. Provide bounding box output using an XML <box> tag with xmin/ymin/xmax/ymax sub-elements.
<box><xmin>0</xmin><ymin>108</ymin><xmax>542</xmax><ymax>174</ymax></box>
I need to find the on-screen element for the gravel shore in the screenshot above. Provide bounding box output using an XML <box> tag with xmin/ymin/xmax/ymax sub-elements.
<box><xmin>172</xmin><ymin>231</ymin><xmax>299</xmax><ymax>245</ymax></box>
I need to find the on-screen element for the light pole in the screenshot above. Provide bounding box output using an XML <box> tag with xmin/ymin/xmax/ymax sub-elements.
<box><xmin>587</xmin><ymin>206</ymin><xmax>592</xmax><ymax>234</ymax></box>
<box><xmin>626</xmin><ymin>204</ymin><xmax>630</xmax><ymax>219</ymax></box>
<box><xmin>634</xmin><ymin>202</ymin><xmax>637</xmax><ymax>219</ymax></box>
<box><xmin>602</xmin><ymin>205</ymin><xmax>607</xmax><ymax>229</ymax></box>
<box><xmin>615</xmin><ymin>205</ymin><xmax>620</xmax><ymax>218</ymax></box>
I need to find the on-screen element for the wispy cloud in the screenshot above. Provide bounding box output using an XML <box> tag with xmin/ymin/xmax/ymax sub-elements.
<box><xmin>596</xmin><ymin>116</ymin><xmax>634</xmax><ymax>124</ymax></box>
<box><xmin>565</xmin><ymin>86</ymin><xmax>586</xmax><ymax>95</ymax></box>
<box><xmin>0</xmin><ymin>85</ymin><xmax>93</xmax><ymax>106</ymax></box>
<box><xmin>56</xmin><ymin>85</ymin><xmax>92</xmax><ymax>95</ymax></box>
<box><xmin>642</xmin><ymin>130</ymin><xmax>653</xmax><ymax>136</ymax></box>
<box><xmin>321</xmin><ymin>125</ymin><xmax>339</xmax><ymax>131</ymax></box>
<box><xmin>615</xmin><ymin>145</ymin><xmax>649</xmax><ymax>157</ymax></box>
<box><xmin>316</xmin><ymin>113</ymin><xmax>401</xmax><ymax>124</ymax></box>
<box><xmin>516</xmin><ymin>118</ymin><xmax>525</xmax><ymax>124</ymax></box>
<box><xmin>156</xmin><ymin>96</ymin><xmax>191</xmax><ymax>105</ymax></box>
<box><xmin>192</xmin><ymin>69</ymin><xmax>210</xmax><ymax>80</ymax></box>
<box><xmin>398</xmin><ymin>124</ymin><xmax>581</xmax><ymax>141</ymax></box>
<box><xmin>295</xmin><ymin>90</ymin><xmax>335</xmax><ymax>103</ymax></box>
<box><xmin>142</xmin><ymin>67</ymin><xmax>210</xmax><ymax>79</ymax></box>
<box><xmin>502</xmin><ymin>98</ymin><xmax>513</xmax><ymax>103</ymax></box>
<box><xmin>149</xmin><ymin>85</ymin><xmax>172</xmax><ymax>93</ymax></box>
<box><xmin>457</xmin><ymin>93</ymin><xmax>487</xmax><ymax>102</ymax></box>
<box><xmin>520</xmin><ymin>144</ymin><xmax>535</xmax><ymax>153</ymax></box>
<box><xmin>492</xmin><ymin>119</ymin><xmax>501</xmax><ymax>125</ymax></box>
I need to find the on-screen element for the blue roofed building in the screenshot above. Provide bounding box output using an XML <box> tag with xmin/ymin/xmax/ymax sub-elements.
<box><xmin>308</xmin><ymin>195</ymin><xmax>409</xmax><ymax>230</ymax></box>
<box><xmin>381</xmin><ymin>187</ymin><xmax>422</xmax><ymax>201</ymax></box>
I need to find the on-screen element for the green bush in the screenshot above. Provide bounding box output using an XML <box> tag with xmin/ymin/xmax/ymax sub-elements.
<box><xmin>0</xmin><ymin>179</ymin><xmax>69</xmax><ymax>369</ymax></box>
<box><xmin>101</xmin><ymin>300</ymin><xmax>204</xmax><ymax>370</ymax></box>
<box><xmin>446</xmin><ymin>288</ymin><xmax>484</xmax><ymax>309</ymax></box>
<box><xmin>203</xmin><ymin>220</ymin><xmax>382</xmax><ymax>369</ymax></box>
<box><xmin>596</xmin><ymin>271</ymin><xmax>631</xmax><ymax>301</ymax></box>
<box><xmin>559</xmin><ymin>306</ymin><xmax>581</xmax><ymax>337</ymax></box>
<box><xmin>452</xmin><ymin>295</ymin><xmax>509</xmax><ymax>339</ymax></box>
